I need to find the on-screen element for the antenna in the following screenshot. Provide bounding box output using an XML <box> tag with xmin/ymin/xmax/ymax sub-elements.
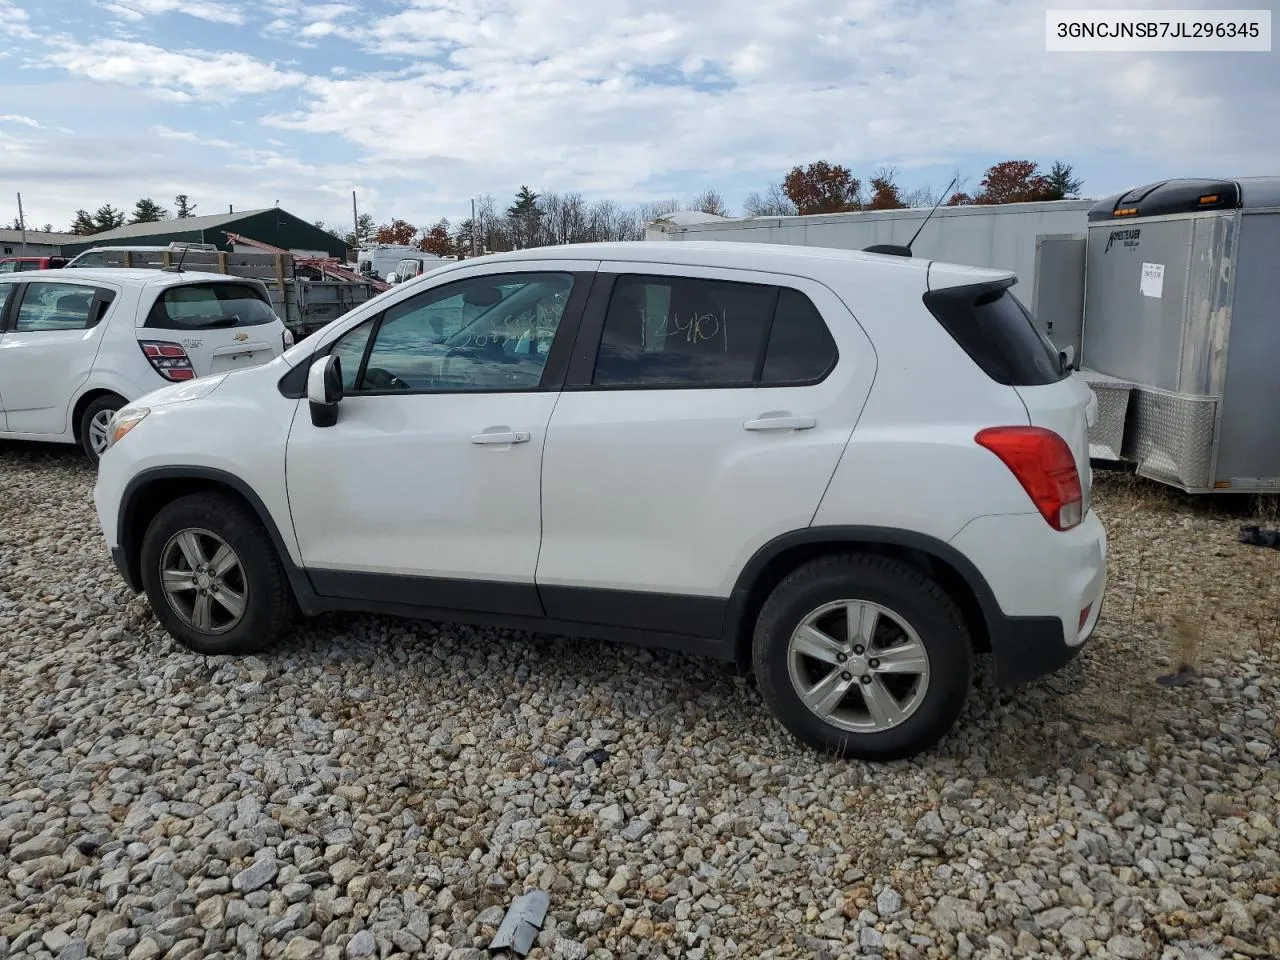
<box><xmin>905</xmin><ymin>175</ymin><xmax>958</xmax><ymax>252</ymax></box>
<box><xmin>863</xmin><ymin>175</ymin><xmax>960</xmax><ymax>258</ymax></box>
<box><xmin>164</xmin><ymin>243</ymin><xmax>192</xmax><ymax>273</ymax></box>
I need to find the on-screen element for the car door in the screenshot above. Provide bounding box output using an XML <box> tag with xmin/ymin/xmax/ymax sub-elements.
<box><xmin>284</xmin><ymin>260</ymin><xmax>597</xmax><ymax>615</ymax></box>
<box><xmin>535</xmin><ymin>264</ymin><xmax>876</xmax><ymax>634</ymax></box>
<box><xmin>0</xmin><ymin>282</ymin><xmax>14</xmax><ymax>430</ymax></box>
<box><xmin>0</xmin><ymin>279</ymin><xmax>117</xmax><ymax>436</ymax></box>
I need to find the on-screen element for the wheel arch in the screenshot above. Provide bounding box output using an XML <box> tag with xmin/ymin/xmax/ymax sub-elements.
<box><xmin>117</xmin><ymin>467</ymin><xmax>317</xmax><ymax>612</ymax></box>
<box><xmin>723</xmin><ymin>526</ymin><xmax>1000</xmax><ymax>674</ymax></box>
<box><xmin>71</xmin><ymin>388</ymin><xmax>128</xmax><ymax>442</ymax></box>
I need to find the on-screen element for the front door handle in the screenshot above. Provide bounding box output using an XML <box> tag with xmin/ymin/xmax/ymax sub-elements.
<box><xmin>471</xmin><ymin>430</ymin><xmax>531</xmax><ymax>445</ymax></box>
<box><xmin>744</xmin><ymin>416</ymin><xmax>816</xmax><ymax>432</ymax></box>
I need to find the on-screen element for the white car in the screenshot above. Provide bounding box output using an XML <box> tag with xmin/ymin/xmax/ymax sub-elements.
<box><xmin>92</xmin><ymin>241</ymin><xmax>1107</xmax><ymax>760</ymax></box>
<box><xmin>0</xmin><ymin>269</ymin><xmax>292</xmax><ymax>462</ymax></box>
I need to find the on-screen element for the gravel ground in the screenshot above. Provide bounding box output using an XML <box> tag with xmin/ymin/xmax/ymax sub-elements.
<box><xmin>1</xmin><ymin>443</ymin><xmax>1278</xmax><ymax>960</ymax></box>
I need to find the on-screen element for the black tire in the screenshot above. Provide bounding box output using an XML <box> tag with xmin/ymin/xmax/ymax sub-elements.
<box><xmin>140</xmin><ymin>492</ymin><xmax>294</xmax><ymax>655</ymax></box>
<box><xmin>79</xmin><ymin>394</ymin><xmax>126</xmax><ymax>464</ymax></box>
<box><xmin>752</xmin><ymin>554</ymin><xmax>972</xmax><ymax>761</ymax></box>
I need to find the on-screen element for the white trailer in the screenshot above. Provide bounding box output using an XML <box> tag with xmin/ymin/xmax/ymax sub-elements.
<box><xmin>646</xmin><ymin>200</ymin><xmax>1093</xmax><ymax>308</ymax></box>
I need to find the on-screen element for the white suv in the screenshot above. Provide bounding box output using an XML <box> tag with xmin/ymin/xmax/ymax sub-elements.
<box><xmin>92</xmin><ymin>241</ymin><xmax>1107</xmax><ymax>760</ymax></box>
<box><xmin>0</xmin><ymin>269</ymin><xmax>292</xmax><ymax>462</ymax></box>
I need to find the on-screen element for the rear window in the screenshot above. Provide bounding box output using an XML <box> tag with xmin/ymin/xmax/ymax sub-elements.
<box><xmin>922</xmin><ymin>282</ymin><xmax>1065</xmax><ymax>386</ymax></box>
<box><xmin>146</xmin><ymin>282</ymin><xmax>277</xmax><ymax>330</ymax></box>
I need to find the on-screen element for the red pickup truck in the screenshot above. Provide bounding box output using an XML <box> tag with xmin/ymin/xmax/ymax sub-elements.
<box><xmin>0</xmin><ymin>256</ymin><xmax>70</xmax><ymax>273</ymax></box>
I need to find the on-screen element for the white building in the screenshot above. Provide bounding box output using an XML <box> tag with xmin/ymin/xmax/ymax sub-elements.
<box><xmin>0</xmin><ymin>228</ymin><xmax>81</xmax><ymax>258</ymax></box>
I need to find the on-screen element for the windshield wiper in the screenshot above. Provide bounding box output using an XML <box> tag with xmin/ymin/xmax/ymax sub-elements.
<box><xmin>184</xmin><ymin>314</ymin><xmax>241</xmax><ymax>329</ymax></box>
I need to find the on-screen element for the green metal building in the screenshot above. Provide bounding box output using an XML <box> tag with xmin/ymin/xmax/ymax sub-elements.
<box><xmin>59</xmin><ymin>207</ymin><xmax>347</xmax><ymax>259</ymax></box>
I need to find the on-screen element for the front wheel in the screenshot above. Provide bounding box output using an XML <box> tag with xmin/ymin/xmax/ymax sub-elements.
<box><xmin>79</xmin><ymin>394</ymin><xmax>125</xmax><ymax>464</ymax></box>
<box><xmin>752</xmin><ymin>554</ymin><xmax>972</xmax><ymax>761</ymax></box>
<box><xmin>140</xmin><ymin>493</ymin><xmax>293</xmax><ymax>655</ymax></box>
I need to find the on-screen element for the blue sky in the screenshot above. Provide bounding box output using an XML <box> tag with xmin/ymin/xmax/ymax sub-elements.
<box><xmin>1</xmin><ymin>0</ymin><xmax>1276</xmax><ymax>233</ymax></box>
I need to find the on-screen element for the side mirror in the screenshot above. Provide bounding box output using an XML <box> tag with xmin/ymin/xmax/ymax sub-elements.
<box><xmin>1059</xmin><ymin>344</ymin><xmax>1076</xmax><ymax>372</ymax></box>
<box><xmin>386</xmin><ymin>273</ymin><xmax>400</xmax><ymax>285</ymax></box>
<box><xmin>307</xmin><ymin>354</ymin><xmax>343</xmax><ymax>427</ymax></box>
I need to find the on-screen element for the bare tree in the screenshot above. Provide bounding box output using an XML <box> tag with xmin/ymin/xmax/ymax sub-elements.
<box><xmin>688</xmin><ymin>188</ymin><xmax>729</xmax><ymax>217</ymax></box>
<box><xmin>742</xmin><ymin>184</ymin><xmax>797</xmax><ymax>217</ymax></box>
<box><xmin>635</xmin><ymin>199</ymin><xmax>680</xmax><ymax>224</ymax></box>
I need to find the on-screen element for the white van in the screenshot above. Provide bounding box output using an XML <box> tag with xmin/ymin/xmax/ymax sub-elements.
<box><xmin>0</xmin><ymin>268</ymin><xmax>291</xmax><ymax>462</ymax></box>
<box><xmin>356</xmin><ymin>245</ymin><xmax>419</xmax><ymax>282</ymax></box>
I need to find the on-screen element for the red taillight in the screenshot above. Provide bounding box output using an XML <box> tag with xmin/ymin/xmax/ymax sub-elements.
<box><xmin>975</xmin><ymin>426</ymin><xmax>1083</xmax><ymax>531</ymax></box>
<box><xmin>139</xmin><ymin>340</ymin><xmax>196</xmax><ymax>382</ymax></box>
<box><xmin>1079</xmin><ymin>603</ymin><xmax>1093</xmax><ymax>631</ymax></box>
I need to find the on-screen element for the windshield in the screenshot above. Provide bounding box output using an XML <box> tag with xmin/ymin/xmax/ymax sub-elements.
<box><xmin>923</xmin><ymin>282</ymin><xmax>1066</xmax><ymax>386</ymax></box>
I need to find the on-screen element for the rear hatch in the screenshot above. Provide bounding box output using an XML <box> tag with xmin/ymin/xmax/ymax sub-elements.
<box><xmin>139</xmin><ymin>279</ymin><xmax>288</xmax><ymax>379</ymax></box>
<box><xmin>923</xmin><ymin>270</ymin><xmax>1093</xmax><ymax>513</ymax></box>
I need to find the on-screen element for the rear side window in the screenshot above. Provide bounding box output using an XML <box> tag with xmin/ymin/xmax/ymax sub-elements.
<box><xmin>14</xmin><ymin>282</ymin><xmax>109</xmax><ymax>332</ymax></box>
<box><xmin>592</xmin><ymin>275</ymin><xmax>837</xmax><ymax>388</ymax></box>
<box><xmin>761</xmin><ymin>288</ymin><xmax>839</xmax><ymax>384</ymax></box>
<box><xmin>146</xmin><ymin>283</ymin><xmax>277</xmax><ymax>330</ymax></box>
<box><xmin>922</xmin><ymin>283</ymin><xmax>1065</xmax><ymax>386</ymax></box>
<box><xmin>0</xmin><ymin>283</ymin><xmax>13</xmax><ymax>316</ymax></box>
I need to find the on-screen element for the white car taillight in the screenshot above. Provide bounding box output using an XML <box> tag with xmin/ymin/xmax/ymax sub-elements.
<box><xmin>139</xmin><ymin>340</ymin><xmax>196</xmax><ymax>382</ymax></box>
<box><xmin>283</xmin><ymin>328</ymin><xmax>295</xmax><ymax>349</ymax></box>
<box><xmin>975</xmin><ymin>426</ymin><xmax>1083</xmax><ymax>531</ymax></box>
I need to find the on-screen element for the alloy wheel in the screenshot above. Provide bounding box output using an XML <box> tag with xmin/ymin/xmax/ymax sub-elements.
<box><xmin>786</xmin><ymin>599</ymin><xmax>932</xmax><ymax>733</ymax></box>
<box><xmin>158</xmin><ymin>528</ymin><xmax>249</xmax><ymax>635</ymax></box>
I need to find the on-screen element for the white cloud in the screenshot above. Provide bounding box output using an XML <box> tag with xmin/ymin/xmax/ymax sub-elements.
<box><xmin>0</xmin><ymin>114</ymin><xmax>41</xmax><ymax>127</ymax></box>
<box><xmin>0</xmin><ymin>0</ymin><xmax>35</xmax><ymax>38</ymax></box>
<box><xmin>45</xmin><ymin>39</ymin><xmax>307</xmax><ymax>101</ymax></box>
<box><xmin>261</xmin><ymin>0</ymin><xmax>360</xmax><ymax>45</ymax></box>
<box><xmin>96</xmin><ymin>0</ymin><xmax>245</xmax><ymax>24</ymax></box>
<box><xmin>256</xmin><ymin>0</ymin><xmax>1171</xmax><ymax>196</ymax></box>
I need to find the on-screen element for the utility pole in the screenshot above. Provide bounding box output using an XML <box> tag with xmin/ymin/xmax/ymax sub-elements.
<box><xmin>471</xmin><ymin>197</ymin><xmax>477</xmax><ymax>257</ymax></box>
<box><xmin>352</xmin><ymin>190</ymin><xmax>359</xmax><ymax>252</ymax></box>
<box><xmin>16</xmin><ymin>192</ymin><xmax>27</xmax><ymax>254</ymax></box>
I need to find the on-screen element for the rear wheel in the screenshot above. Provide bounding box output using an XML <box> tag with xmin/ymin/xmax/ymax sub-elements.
<box><xmin>752</xmin><ymin>554</ymin><xmax>972</xmax><ymax>761</ymax></box>
<box><xmin>79</xmin><ymin>394</ymin><xmax>125</xmax><ymax>464</ymax></box>
<box><xmin>140</xmin><ymin>492</ymin><xmax>293</xmax><ymax>655</ymax></box>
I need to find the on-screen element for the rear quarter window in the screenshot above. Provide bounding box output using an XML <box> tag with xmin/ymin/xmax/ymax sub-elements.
<box><xmin>146</xmin><ymin>282</ymin><xmax>278</xmax><ymax>330</ymax></box>
<box><xmin>922</xmin><ymin>282</ymin><xmax>1065</xmax><ymax>386</ymax></box>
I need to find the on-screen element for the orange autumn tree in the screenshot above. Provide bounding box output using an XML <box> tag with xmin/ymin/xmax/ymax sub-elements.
<box><xmin>373</xmin><ymin>219</ymin><xmax>417</xmax><ymax>245</ymax></box>
<box><xmin>782</xmin><ymin>161</ymin><xmax>861</xmax><ymax>215</ymax></box>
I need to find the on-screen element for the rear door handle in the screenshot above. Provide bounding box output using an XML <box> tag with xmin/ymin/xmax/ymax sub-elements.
<box><xmin>471</xmin><ymin>430</ymin><xmax>531</xmax><ymax>444</ymax></box>
<box><xmin>744</xmin><ymin>416</ymin><xmax>816</xmax><ymax>432</ymax></box>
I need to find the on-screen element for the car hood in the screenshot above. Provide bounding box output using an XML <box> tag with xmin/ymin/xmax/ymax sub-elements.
<box><xmin>133</xmin><ymin>373</ymin><xmax>231</xmax><ymax>409</ymax></box>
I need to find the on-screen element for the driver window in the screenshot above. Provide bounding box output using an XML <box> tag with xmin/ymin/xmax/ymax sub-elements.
<box><xmin>349</xmin><ymin>272</ymin><xmax>575</xmax><ymax>393</ymax></box>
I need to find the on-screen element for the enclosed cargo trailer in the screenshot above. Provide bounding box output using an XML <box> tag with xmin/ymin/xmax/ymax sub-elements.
<box><xmin>1080</xmin><ymin>177</ymin><xmax>1280</xmax><ymax>494</ymax></box>
<box><xmin>647</xmin><ymin>200</ymin><xmax>1093</xmax><ymax>306</ymax></box>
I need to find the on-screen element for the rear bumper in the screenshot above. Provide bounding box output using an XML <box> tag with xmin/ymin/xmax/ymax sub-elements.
<box><xmin>950</xmin><ymin>509</ymin><xmax>1108</xmax><ymax>687</ymax></box>
<box><xmin>984</xmin><ymin>592</ymin><xmax>1106</xmax><ymax>687</ymax></box>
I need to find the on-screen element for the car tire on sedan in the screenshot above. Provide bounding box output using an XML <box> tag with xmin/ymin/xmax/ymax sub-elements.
<box><xmin>79</xmin><ymin>394</ymin><xmax>125</xmax><ymax>464</ymax></box>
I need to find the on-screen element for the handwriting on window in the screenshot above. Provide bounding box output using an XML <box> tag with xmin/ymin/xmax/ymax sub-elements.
<box><xmin>637</xmin><ymin>305</ymin><xmax>729</xmax><ymax>352</ymax></box>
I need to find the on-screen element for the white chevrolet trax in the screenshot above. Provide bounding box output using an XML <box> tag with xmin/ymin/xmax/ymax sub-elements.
<box><xmin>92</xmin><ymin>241</ymin><xmax>1107</xmax><ymax>760</ymax></box>
<box><xmin>0</xmin><ymin>269</ymin><xmax>292</xmax><ymax>462</ymax></box>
